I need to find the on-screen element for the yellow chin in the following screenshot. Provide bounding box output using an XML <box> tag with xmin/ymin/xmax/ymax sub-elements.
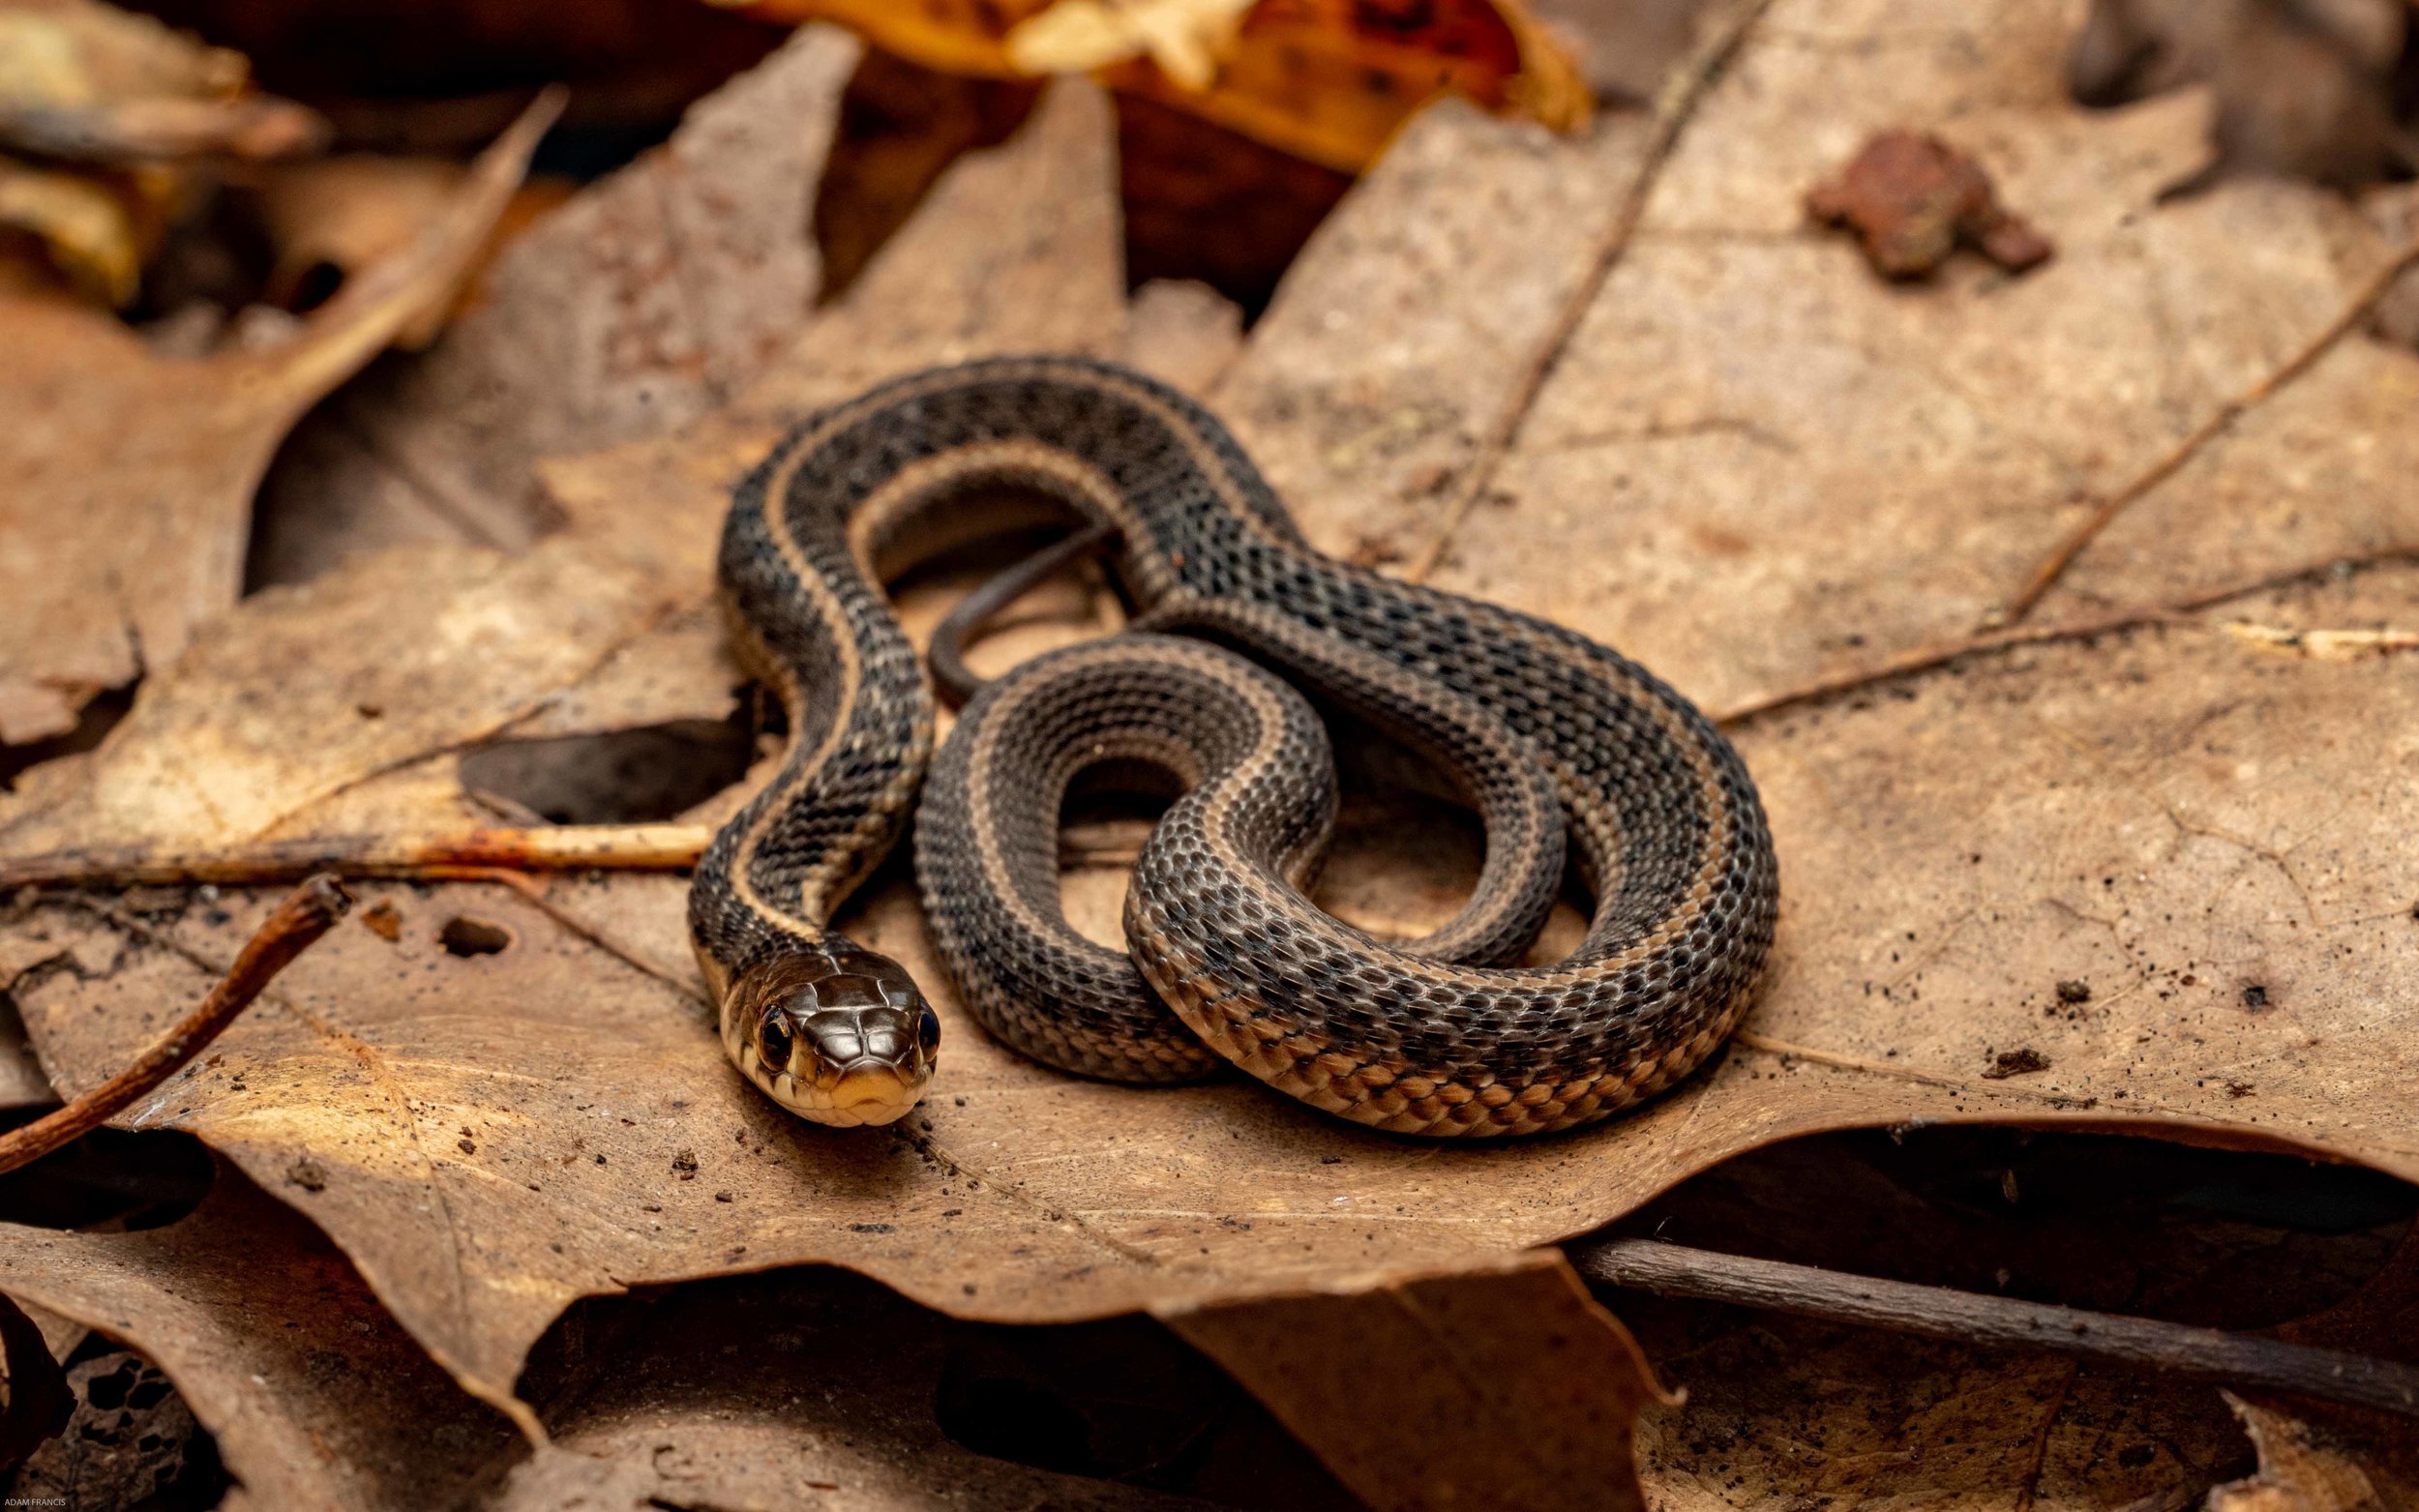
<box><xmin>726</xmin><ymin>1023</ymin><xmax>925</xmax><ymax>1128</ymax></box>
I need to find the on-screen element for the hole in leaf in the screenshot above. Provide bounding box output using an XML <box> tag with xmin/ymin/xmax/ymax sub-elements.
<box><xmin>439</xmin><ymin>917</ymin><xmax>513</xmax><ymax>958</ymax></box>
<box><xmin>458</xmin><ymin>719</ymin><xmax>754</xmax><ymax>826</ymax></box>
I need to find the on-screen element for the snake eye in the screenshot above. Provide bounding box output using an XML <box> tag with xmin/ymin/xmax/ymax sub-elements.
<box><xmin>758</xmin><ymin>1010</ymin><xmax>794</xmax><ymax>1072</ymax></box>
<box><xmin>917</xmin><ymin>1007</ymin><xmax>941</xmax><ymax>1060</ymax></box>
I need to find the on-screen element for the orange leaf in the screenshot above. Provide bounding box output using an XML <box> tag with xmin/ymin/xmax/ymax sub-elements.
<box><xmin>715</xmin><ymin>0</ymin><xmax>1588</xmax><ymax>171</ymax></box>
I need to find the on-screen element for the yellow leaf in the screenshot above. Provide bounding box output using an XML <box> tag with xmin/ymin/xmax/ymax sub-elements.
<box><xmin>1006</xmin><ymin>0</ymin><xmax>1258</xmax><ymax>90</ymax></box>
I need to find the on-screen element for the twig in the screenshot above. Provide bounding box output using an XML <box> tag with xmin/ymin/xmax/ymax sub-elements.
<box><xmin>1569</xmin><ymin>1238</ymin><xmax>2419</xmax><ymax>1417</ymax></box>
<box><xmin>1994</xmin><ymin>233</ymin><xmax>2419</xmax><ymax>627</ymax></box>
<box><xmin>0</xmin><ymin>824</ymin><xmax>711</xmax><ymax>890</ymax></box>
<box><xmin>1714</xmin><ymin>606</ymin><xmax>2191</xmax><ymax>726</ymax></box>
<box><xmin>1714</xmin><ymin>546</ymin><xmax>2419</xmax><ymax>727</ymax></box>
<box><xmin>1405</xmin><ymin>0</ymin><xmax>1778</xmax><ymax>583</ymax></box>
<box><xmin>0</xmin><ymin>875</ymin><xmax>351</xmax><ymax>1176</ymax></box>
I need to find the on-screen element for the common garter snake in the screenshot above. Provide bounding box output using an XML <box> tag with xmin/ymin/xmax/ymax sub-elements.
<box><xmin>690</xmin><ymin>356</ymin><xmax>1777</xmax><ymax>1138</ymax></box>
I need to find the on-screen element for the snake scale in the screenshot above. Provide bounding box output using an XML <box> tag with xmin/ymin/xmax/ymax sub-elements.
<box><xmin>689</xmin><ymin>355</ymin><xmax>1777</xmax><ymax>1139</ymax></box>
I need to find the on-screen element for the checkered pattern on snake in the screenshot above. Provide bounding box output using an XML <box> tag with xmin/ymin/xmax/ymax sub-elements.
<box><xmin>691</xmin><ymin>355</ymin><xmax>1778</xmax><ymax>1137</ymax></box>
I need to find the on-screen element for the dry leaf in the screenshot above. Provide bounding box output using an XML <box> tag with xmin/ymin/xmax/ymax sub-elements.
<box><xmin>0</xmin><ymin>155</ymin><xmax>138</xmax><ymax>303</ymax></box>
<box><xmin>0</xmin><ymin>1153</ymin><xmax>1261</xmax><ymax>1509</ymax></box>
<box><xmin>1116</xmin><ymin>277</ymin><xmax>1244</xmax><ymax>392</ymax></box>
<box><xmin>1007</xmin><ymin>0</ymin><xmax>1258</xmax><ymax>89</ymax></box>
<box><xmin>1162</xmin><ymin>1251</ymin><xmax>1664</xmax><ymax>1512</ymax></box>
<box><xmin>9</xmin><ymin>1350</ymin><xmax>207</xmax><ymax>1505</ymax></box>
<box><xmin>12</xmin><ymin>0</ymin><xmax>2419</xmax><ymax>1497</ymax></box>
<box><xmin>1607</xmin><ymin>1127</ymin><xmax>2418</xmax><ymax>1507</ymax></box>
<box><xmin>0</xmin><ymin>1160</ymin><xmax>522</xmax><ymax>1510</ymax></box>
<box><xmin>727</xmin><ymin>0</ymin><xmax>1589</xmax><ymax>171</ymax></box>
<box><xmin>535</xmin><ymin>67</ymin><xmax>1130</xmax><ymax>588</ymax></box>
<box><xmin>251</xmin><ymin>156</ymin><xmax>475</xmax><ymax>338</ymax></box>
<box><xmin>0</xmin><ymin>0</ymin><xmax>323</xmax><ymax>307</ymax></box>
<box><xmin>0</xmin><ymin>91</ymin><xmax>556</xmax><ymax>750</ymax></box>
<box><xmin>2205</xmin><ymin>1394</ymin><xmax>2407</xmax><ymax>1511</ymax></box>
<box><xmin>0</xmin><ymin>0</ymin><xmax>326</xmax><ymax>165</ymax></box>
<box><xmin>245</xmin><ymin>26</ymin><xmax>863</xmax><ymax>587</ymax></box>
<box><xmin>2068</xmin><ymin>0</ymin><xmax>2416</xmax><ymax>191</ymax></box>
<box><xmin>495</xmin><ymin>1264</ymin><xmax>1241</xmax><ymax>1511</ymax></box>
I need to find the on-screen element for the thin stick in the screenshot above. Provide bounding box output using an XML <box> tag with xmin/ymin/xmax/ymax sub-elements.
<box><xmin>1715</xmin><ymin>545</ymin><xmax>2419</xmax><ymax>727</ymax></box>
<box><xmin>0</xmin><ymin>824</ymin><xmax>711</xmax><ymax>891</ymax></box>
<box><xmin>0</xmin><ymin>875</ymin><xmax>352</xmax><ymax>1176</ymax></box>
<box><xmin>1570</xmin><ymin>1238</ymin><xmax>2419</xmax><ymax>1418</ymax></box>
<box><xmin>1405</xmin><ymin>0</ymin><xmax>1777</xmax><ymax>584</ymax></box>
<box><xmin>1995</xmin><ymin>233</ymin><xmax>2419</xmax><ymax>627</ymax></box>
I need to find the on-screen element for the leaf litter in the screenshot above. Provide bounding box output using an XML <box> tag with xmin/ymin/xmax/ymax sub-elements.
<box><xmin>7</xmin><ymin>0</ymin><xmax>2419</xmax><ymax>1505</ymax></box>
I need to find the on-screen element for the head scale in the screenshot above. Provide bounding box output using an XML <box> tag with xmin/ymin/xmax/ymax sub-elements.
<box><xmin>719</xmin><ymin>939</ymin><xmax>941</xmax><ymax>1127</ymax></box>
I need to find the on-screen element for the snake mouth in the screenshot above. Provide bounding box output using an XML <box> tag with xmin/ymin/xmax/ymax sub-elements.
<box><xmin>735</xmin><ymin>1044</ymin><xmax>922</xmax><ymax>1127</ymax></box>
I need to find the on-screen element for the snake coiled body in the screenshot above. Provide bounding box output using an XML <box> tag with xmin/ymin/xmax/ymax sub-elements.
<box><xmin>690</xmin><ymin>355</ymin><xmax>1778</xmax><ymax>1137</ymax></box>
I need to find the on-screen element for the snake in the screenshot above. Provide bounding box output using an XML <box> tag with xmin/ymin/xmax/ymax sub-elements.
<box><xmin>689</xmin><ymin>355</ymin><xmax>1778</xmax><ymax>1138</ymax></box>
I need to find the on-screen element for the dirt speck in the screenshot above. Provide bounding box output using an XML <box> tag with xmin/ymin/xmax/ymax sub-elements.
<box><xmin>1983</xmin><ymin>1048</ymin><xmax>2051</xmax><ymax>1080</ymax></box>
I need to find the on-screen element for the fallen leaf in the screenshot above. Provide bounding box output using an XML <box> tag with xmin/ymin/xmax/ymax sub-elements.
<box><xmin>9</xmin><ymin>1350</ymin><xmax>211</xmax><ymax>1504</ymax></box>
<box><xmin>495</xmin><ymin>1262</ymin><xmax>1237</xmax><ymax>1510</ymax></box>
<box><xmin>251</xmin><ymin>155</ymin><xmax>518</xmax><ymax>343</ymax></box>
<box><xmin>0</xmin><ymin>157</ymin><xmax>141</xmax><ymax>303</ymax></box>
<box><xmin>1162</xmin><ymin>1251</ymin><xmax>1664</xmax><ymax>1512</ymax></box>
<box><xmin>0</xmin><ymin>0</ymin><xmax>326</xmax><ymax>165</ymax></box>
<box><xmin>0</xmin><ymin>1146</ymin><xmax>1283</xmax><ymax>1510</ymax></box>
<box><xmin>2205</xmin><ymin>1394</ymin><xmax>2410</xmax><ymax>1511</ymax></box>
<box><xmin>2068</xmin><ymin>0</ymin><xmax>2414</xmax><ymax>192</ymax></box>
<box><xmin>0</xmin><ymin>0</ymin><xmax>325</xmax><ymax>309</ymax></box>
<box><xmin>0</xmin><ymin>1157</ymin><xmax>523</xmax><ymax>1509</ymax></box>
<box><xmin>0</xmin><ymin>90</ymin><xmax>557</xmax><ymax>749</ymax></box>
<box><xmin>245</xmin><ymin>26</ymin><xmax>862</xmax><ymax>585</ymax></box>
<box><xmin>1006</xmin><ymin>0</ymin><xmax>1259</xmax><ymax>89</ymax></box>
<box><xmin>1605</xmin><ymin>1126</ymin><xmax>2419</xmax><ymax>1508</ymax></box>
<box><xmin>1117</xmin><ymin>277</ymin><xmax>1244</xmax><ymax>392</ymax></box>
<box><xmin>13</xmin><ymin>0</ymin><xmax>2419</xmax><ymax>1495</ymax></box>
<box><xmin>536</xmin><ymin>67</ymin><xmax>1130</xmax><ymax>587</ymax></box>
<box><xmin>732</xmin><ymin>0</ymin><xmax>1590</xmax><ymax>171</ymax></box>
<box><xmin>0</xmin><ymin>542</ymin><xmax>665</xmax><ymax>852</ymax></box>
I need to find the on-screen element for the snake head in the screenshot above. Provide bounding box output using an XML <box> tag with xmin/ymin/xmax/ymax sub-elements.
<box><xmin>720</xmin><ymin>941</ymin><xmax>941</xmax><ymax>1128</ymax></box>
